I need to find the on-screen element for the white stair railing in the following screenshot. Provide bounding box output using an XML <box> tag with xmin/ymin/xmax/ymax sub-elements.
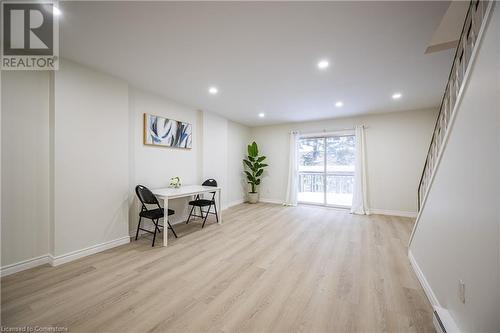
<box><xmin>417</xmin><ymin>0</ymin><xmax>493</xmax><ymax>211</ymax></box>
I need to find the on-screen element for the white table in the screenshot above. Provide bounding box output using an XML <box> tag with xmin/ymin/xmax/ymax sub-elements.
<box><xmin>151</xmin><ymin>185</ymin><xmax>222</xmax><ymax>247</ymax></box>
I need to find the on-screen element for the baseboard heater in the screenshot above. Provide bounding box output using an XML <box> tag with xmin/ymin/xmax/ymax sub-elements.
<box><xmin>433</xmin><ymin>307</ymin><xmax>460</xmax><ymax>333</ymax></box>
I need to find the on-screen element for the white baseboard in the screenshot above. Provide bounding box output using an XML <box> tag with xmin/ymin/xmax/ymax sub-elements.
<box><xmin>368</xmin><ymin>209</ymin><xmax>417</xmax><ymax>218</ymax></box>
<box><xmin>409</xmin><ymin>250</ymin><xmax>455</xmax><ymax>333</ymax></box>
<box><xmin>0</xmin><ymin>255</ymin><xmax>51</xmax><ymax>277</ymax></box>
<box><xmin>2</xmin><ymin>199</ymin><xmax>251</xmax><ymax>276</ymax></box>
<box><xmin>170</xmin><ymin>214</ymin><xmax>190</xmax><ymax>225</ymax></box>
<box><xmin>259</xmin><ymin>198</ymin><xmax>283</xmax><ymax>205</ymax></box>
<box><xmin>434</xmin><ymin>306</ymin><xmax>461</xmax><ymax>333</ymax></box>
<box><xmin>163</xmin><ymin>199</ymin><xmax>244</xmax><ymax>225</ymax></box>
<box><xmin>410</xmin><ymin>252</ymin><xmax>461</xmax><ymax>333</ymax></box>
<box><xmin>132</xmin><ymin>203</ymin><xmax>241</xmax><ymax>237</ymax></box>
<box><xmin>50</xmin><ymin>236</ymin><xmax>130</xmax><ymax>266</ymax></box>
<box><xmin>408</xmin><ymin>249</ymin><xmax>440</xmax><ymax>307</ymax></box>
<box><xmin>259</xmin><ymin>200</ymin><xmax>417</xmax><ymax>218</ymax></box>
<box><xmin>225</xmin><ymin>198</ymin><xmax>245</xmax><ymax>209</ymax></box>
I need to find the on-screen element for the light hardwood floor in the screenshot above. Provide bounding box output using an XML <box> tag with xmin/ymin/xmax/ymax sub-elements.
<box><xmin>1</xmin><ymin>203</ymin><xmax>434</xmax><ymax>332</ymax></box>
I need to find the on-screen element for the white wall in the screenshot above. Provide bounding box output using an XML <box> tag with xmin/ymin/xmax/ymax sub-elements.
<box><xmin>1</xmin><ymin>72</ymin><xmax>50</xmax><ymax>267</ymax></box>
<box><xmin>1</xmin><ymin>59</ymin><xmax>251</xmax><ymax>271</ymax></box>
<box><xmin>0</xmin><ymin>58</ymin><xmax>433</xmax><ymax>272</ymax></box>
<box><xmin>202</xmin><ymin>113</ymin><xmax>251</xmax><ymax>209</ymax></box>
<box><xmin>250</xmin><ymin>108</ymin><xmax>438</xmax><ymax>214</ymax></box>
<box><xmin>128</xmin><ymin>87</ymin><xmax>201</xmax><ymax>228</ymax></box>
<box><xmin>410</xmin><ymin>6</ymin><xmax>500</xmax><ymax>332</ymax></box>
<box><xmin>227</xmin><ymin>121</ymin><xmax>251</xmax><ymax>206</ymax></box>
<box><xmin>53</xmin><ymin>60</ymin><xmax>130</xmax><ymax>256</ymax></box>
<box><xmin>128</xmin><ymin>89</ymin><xmax>251</xmax><ymax>231</ymax></box>
<box><xmin>202</xmin><ymin>111</ymin><xmax>228</xmax><ymax>207</ymax></box>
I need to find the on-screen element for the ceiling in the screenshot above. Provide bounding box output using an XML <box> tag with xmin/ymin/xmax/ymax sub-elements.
<box><xmin>59</xmin><ymin>1</ymin><xmax>454</xmax><ymax>126</ymax></box>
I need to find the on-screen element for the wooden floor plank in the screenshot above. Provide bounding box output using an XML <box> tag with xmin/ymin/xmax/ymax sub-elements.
<box><xmin>1</xmin><ymin>203</ymin><xmax>434</xmax><ymax>332</ymax></box>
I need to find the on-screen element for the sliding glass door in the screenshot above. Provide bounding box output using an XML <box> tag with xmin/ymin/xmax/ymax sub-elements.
<box><xmin>298</xmin><ymin>134</ymin><xmax>355</xmax><ymax>207</ymax></box>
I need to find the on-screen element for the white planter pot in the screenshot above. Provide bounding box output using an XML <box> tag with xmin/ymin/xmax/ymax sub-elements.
<box><xmin>248</xmin><ymin>192</ymin><xmax>259</xmax><ymax>204</ymax></box>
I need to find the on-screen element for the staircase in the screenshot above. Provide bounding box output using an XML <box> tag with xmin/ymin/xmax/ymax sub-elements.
<box><xmin>410</xmin><ymin>0</ymin><xmax>494</xmax><ymax>244</ymax></box>
<box><xmin>407</xmin><ymin>2</ymin><xmax>499</xmax><ymax>331</ymax></box>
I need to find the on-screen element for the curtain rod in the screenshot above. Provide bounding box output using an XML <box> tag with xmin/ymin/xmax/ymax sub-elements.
<box><xmin>296</xmin><ymin>125</ymin><xmax>368</xmax><ymax>135</ymax></box>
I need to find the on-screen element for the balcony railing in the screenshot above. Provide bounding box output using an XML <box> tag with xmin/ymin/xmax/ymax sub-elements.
<box><xmin>298</xmin><ymin>172</ymin><xmax>354</xmax><ymax>194</ymax></box>
<box><xmin>417</xmin><ymin>0</ymin><xmax>492</xmax><ymax>210</ymax></box>
<box><xmin>298</xmin><ymin>172</ymin><xmax>354</xmax><ymax>207</ymax></box>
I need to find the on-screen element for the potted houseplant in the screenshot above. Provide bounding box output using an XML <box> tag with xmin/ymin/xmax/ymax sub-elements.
<box><xmin>243</xmin><ymin>141</ymin><xmax>268</xmax><ymax>203</ymax></box>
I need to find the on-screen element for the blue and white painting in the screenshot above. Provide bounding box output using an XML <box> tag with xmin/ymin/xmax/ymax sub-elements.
<box><xmin>144</xmin><ymin>113</ymin><xmax>192</xmax><ymax>149</ymax></box>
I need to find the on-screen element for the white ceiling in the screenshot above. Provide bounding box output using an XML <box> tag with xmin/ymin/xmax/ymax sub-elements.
<box><xmin>59</xmin><ymin>1</ymin><xmax>453</xmax><ymax>126</ymax></box>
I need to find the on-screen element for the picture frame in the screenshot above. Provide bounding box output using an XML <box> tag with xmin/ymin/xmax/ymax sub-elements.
<box><xmin>143</xmin><ymin>113</ymin><xmax>192</xmax><ymax>149</ymax></box>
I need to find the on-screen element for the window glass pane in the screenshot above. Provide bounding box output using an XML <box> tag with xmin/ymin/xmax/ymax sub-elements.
<box><xmin>298</xmin><ymin>174</ymin><xmax>325</xmax><ymax>204</ymax></box>
<box><xmin>326</xmin><ymin>135</ymin><xmax>355</xmax><ymax>172</ymax></box>
<box><xmin>298</xmin><ymin>138</ymin><xmax>324</xmax><ymax>204</ymax></box>
<box><xmin>326</xmin><ymin>135</ymin><xmax>355</xmax><ymax>206</ymax></box>
<box><xmin>326</xmin><ymin>175</ymin><xmax>354</xmax><ymax>206</ymax></box>
<box><xmin>298</xmin><ymin>138</ymin><xmax>324</xmax><ymax>172</ymax></box>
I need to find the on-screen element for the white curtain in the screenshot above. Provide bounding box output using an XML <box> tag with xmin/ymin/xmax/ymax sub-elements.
<box><xmin>284</xmin><ymin>131</ymin><xmax>300</xmax><ymax>206</ymax></box>
<box><xmin>351</xmin><ymin>125</ymin><xmax>369</xmax><ymax>215</ymax></box>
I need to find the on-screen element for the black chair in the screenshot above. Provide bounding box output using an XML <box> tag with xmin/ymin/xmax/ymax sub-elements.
<box><xmin>135</xmin><ymin>185</ymin><xmax>177</xmax><ymax>247</ymax></box>
<box><xmin>186</xmin><ymin>179</ymin><xmax>219</xmax><ymax>228</ymax></box>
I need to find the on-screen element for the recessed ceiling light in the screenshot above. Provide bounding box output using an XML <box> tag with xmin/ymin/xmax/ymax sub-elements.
<box><xmin>335</xmin><ymin>101</ymin><xmax>343</xmax><ymax>107</ymax></box>
<box><xmin>53</xmin><ymin>6</ymin><xmax>62</xmax><ymax>16</ymax></box>
<box><xmin>392</xmin><ymin>92</ymin><xmax>402</xmax><ymax>99</ymax></box>
<box><xmin>208</xmin><ymin>86</ymin><xmax>218</xmax><ymax>95</ymax></box>
<box><xmin>258</xmin><ymin>113</ymin><xmax>265</xmax><ymax>118</ymax></box>
<box><xmin>317</xmin><ymin>59</ymin><xmax>329</xmax><ymax>70</ymax></box>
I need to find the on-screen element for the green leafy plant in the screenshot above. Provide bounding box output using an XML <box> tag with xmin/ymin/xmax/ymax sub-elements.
<box><xmin>243</xmin><ymin>142</ymin><xmax>268</xmax><ymax>193</ymax></box>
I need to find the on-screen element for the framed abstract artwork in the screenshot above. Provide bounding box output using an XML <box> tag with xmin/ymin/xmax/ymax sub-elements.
<box><xmin>143</xmin><ymin>113</ymin><xmax>192</xmax><ymax>149</ymax></box>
